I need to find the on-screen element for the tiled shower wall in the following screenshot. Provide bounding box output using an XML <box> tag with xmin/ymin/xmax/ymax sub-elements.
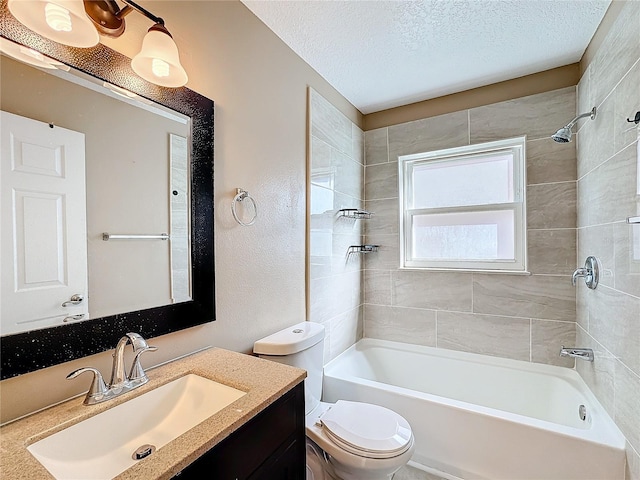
<box><xmin>308</xmin><ymin>89</ymin><xmax>364</xmax><ymax>361</ymax></box>
<box><xmin>363</xmin><ymin>87</ymin><xmax>578</xmax><ymax>367</ymax></box>
<box><xmin>574</xmin><ymin>2</ymin><xmax>640</xmax><ymax>478</ymax></box>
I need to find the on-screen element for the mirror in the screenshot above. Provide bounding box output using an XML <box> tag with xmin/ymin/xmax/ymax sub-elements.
<box><xmin>0</xmin><ymin>6</ymin><xmax>215</xmax><ymax>379</ymax></box>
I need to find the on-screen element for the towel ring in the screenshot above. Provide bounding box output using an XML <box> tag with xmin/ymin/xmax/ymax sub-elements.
<box><xmin>231</xmin><ymin>188</ymin><xmax>257</xmax><ymax>226</ymax></box>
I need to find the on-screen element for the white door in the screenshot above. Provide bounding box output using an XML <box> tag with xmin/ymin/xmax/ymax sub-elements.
<box><xmin>1</xmin><ymin>111</ymin><xmax>89</xmax><ymax>335</ymax></box>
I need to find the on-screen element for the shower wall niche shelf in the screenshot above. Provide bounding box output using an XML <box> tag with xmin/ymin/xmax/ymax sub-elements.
<box><xmin>338</xmin><ymin>209</ymin><xmax>373</xmax><ymax>219</ymax></box>
<box><xmin>347</xmin><ymin>245</ymin><xmax>380</xmax><ymax>256</ymax></box>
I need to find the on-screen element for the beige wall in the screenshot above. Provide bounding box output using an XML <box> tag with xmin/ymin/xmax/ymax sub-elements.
<box><xmin>574</xmin><ymin>2</ymin><xmax>640</xmax><ymax>478</ymax></box>
<box><xmin>364</xmin><ymin>64</ymin><xmax>581</xmax><ymax>131</ymax></box>
<box><xmin>308</xmin><ymin>89</ymin><xmax>364</xmax><ymax>362</ymax></box>
<box><xmin>0</xmin><ymin>1</ymin><xmax>360</xmax><ymax>424</ymax></box>
<box><xmin>363</xmin><ymin>86</ymin><xmax>578</xmax><ymax>366</ymax></box>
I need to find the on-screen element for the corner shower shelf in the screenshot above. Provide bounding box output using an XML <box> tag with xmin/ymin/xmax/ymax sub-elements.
<box><xmin>338</xmin><ymin>209</ymin><xmax>373</xmax><ymax>219</ymax></box>
<box><xmin>347</xmin><ymin>245</ymin><xmax>380</xmax><ymax>256</ymax></box>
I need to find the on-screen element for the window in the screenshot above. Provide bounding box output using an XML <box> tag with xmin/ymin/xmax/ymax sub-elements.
<box><xmin>399</xmin><ymin>137</ymin><xmax>527</xmax><ymax>272</ymax></box>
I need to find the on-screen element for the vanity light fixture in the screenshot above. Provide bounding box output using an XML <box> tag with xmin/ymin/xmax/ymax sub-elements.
<box><xmin>0</xmin><ymin>36</ymin><xmax>69</xmax><ymax>69</ymax></box>
<box><xmin>7</xmin><ymin>0</ymin><xmax>99</xmax><ymax>47</ymax></box>
<box><xmin>6</xmin><ymin>0</ymin><xmax>188</xmax><ymax>87</ymax></box>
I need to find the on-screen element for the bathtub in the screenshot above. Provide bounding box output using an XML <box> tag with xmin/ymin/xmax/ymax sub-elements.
<box><xmin>322</xmin><ymin>338</ymin><xmax>626</xmax><ymax>480</ymax></box>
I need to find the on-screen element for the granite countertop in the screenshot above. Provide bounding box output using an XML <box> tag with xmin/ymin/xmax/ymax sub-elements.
<box><xmin>0</xmin><ymin>348</ymin><xmax>306</xmax><ymax>479</ymax></box>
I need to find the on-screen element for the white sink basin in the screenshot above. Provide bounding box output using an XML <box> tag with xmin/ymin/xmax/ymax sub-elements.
<box><xmin>27</xmin><ymin>374</ymin><xmax>246</xmax><ymax>480</ymax></box>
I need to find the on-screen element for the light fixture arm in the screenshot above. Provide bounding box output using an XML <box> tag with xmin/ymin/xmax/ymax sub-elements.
<box><xmin>118</xmin><ymin>0</ymin><xmax>164</xmax><ymax>26</ymax></box>
<box><xmin>83</xmin><ymin>0</ymin><xmax>166</xmax><ymax>38</ymax></box>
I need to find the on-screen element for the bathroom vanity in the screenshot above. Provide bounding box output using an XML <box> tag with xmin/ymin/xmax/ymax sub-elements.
<box><xmin>0</xmin><ymin>348</ymin><xmax>306</xmax><ymax>479</ymax></box>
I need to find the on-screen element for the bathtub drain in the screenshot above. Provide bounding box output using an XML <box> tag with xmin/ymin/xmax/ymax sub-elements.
<box><xmin>578</xmin><ymin>404</ymin><xmax>587</xmax><ymax>421</ymax></box>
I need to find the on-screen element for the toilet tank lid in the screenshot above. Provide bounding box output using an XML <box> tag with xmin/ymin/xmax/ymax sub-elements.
<box><xmin>253</xmin><ymin>322</ymin><xmax>325</xmax><ymax>355</ymax></box>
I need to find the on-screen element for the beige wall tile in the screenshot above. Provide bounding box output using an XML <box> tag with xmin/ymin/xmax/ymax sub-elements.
<box><xmin>614</xmin><ymin>61</ymin><xmax>640</xmax><ymax>152</ymax></box>
<box><xmin>577</xmin><ymin>66</ymin><xmax>591</xmax><ymax>131</ymax></box>
<box><xmin>576</xmin><ymin>282</ymin><xmax>590</xmax><ymax>331</ymax></box>
<box><xmin>626</xmin><ymin>443</ymin><xmax>640</xmax><ymax>480</ymax></box>
<box><xmin>310</xmin><ymin>271</ymin><xmax>361</xmax><ymax>324</ymax></box>
<box><xmin>531</xmin><ymin>320</ymin><xmax>575</xmax><ymax>367</ymax></box>
<box><xmin>310</xmin><ymin>136</ymin><xmax>332</xmax><ymax>174</ymax></box>
<box><xmin>576</xmin><ymin>326</ymin><xmax>616</xmax><ymax>417</ymax></box>
<box><xmin>576</xmin><ymin>93</ymin><xmax>615</xmax><ymax>179</ymax></box>
<box><xmin>365</xmin><ymin>162</ymin><xmax>398</xmax><ymax>201</ymax></box>
<box><xmin>352</xmin><ymin>124</ymin><xmax>364</xmax><ymax>165</ymax></box>
<box><xmin>309</xmin><ymin>90</ymin><xmax>364</xmax><ymax>359</ymax></box>
<box><xmin>577</xmin><ymin>224</ymin><xmax>615</xmax><ymax>289</ymax></box>
<box><xmin>527</xmin><ymin>182</ymin><xmax>577</xmax><ymax>229</ymax></box>
<box><xmin>586</xmin><ymin>144</ymin><xmax>637</xmax><ymax>227</ymax></box>
<box><xmin>333</xmin><ymin>232</ymin><xmax>363</xmax><ymax>274</ymax></box>
<box><xmin>437</xmin><ymin>311</ymin><xmax>530</xmax><ymax>361</ymax></box>
<box><xmin>364</xmin><ymin>304</ymin><xmax>436</xmax><ymax>346</ymax></box>
<box><xmin>473</xmin><ymin>274</ymin><xmax>575</xmax><ymax>321</ymax></box>
<box><xmin>393</xmin><ymin>270</ymin><xmax>473</xmax><ymax>312</ymax></box>
<box><xmin>333</xmin><ymin>149</ymin><xmax>363</xmax><ymax>199</ymax></box>
<box><xmin>588</xmin><ymin>1</ymin><xmax>640</xmax><ymax>107</ymax></box>
<box><xmin>614</xmin><ymin>222</ymin><xmax>640</xmax><ymax>298</ymax></box>
<box><xmin>527</xmin><ymin>229</ymin><xmax>576</xmax><ymax>275</ymax></box>
<box><xmin>577</xmin><ymin>177</ymin><xmax>589</xmax><ymax>228</ymax></box>
<box><xmin>363</xmin><ymin>234</ymin><xmax>399</xmax><ymax>270</ymax></box>
<box><xmin>333</xmin><ymin>190</ymin><xmax>362</xmax><ymax>211</ymax></box>
<box><xmin>364</xmin><ymin>270</ymin><xmax>392</xmax><ymax>306</ymax></box>
<box><xmin>310</xmin><ymin>89</ymin><xmax>353</xmax><ymax>155</ymax></box>
<box><xmin>329</xmin><ymin>306</ymin><xmax>363</xmax><ymax>361</ymax></box>
<box><xmin>388</xmin><ymin>110</ymin><xmax>469</xmax><ymax>161</ymax></box>
<box><xmin>615</xmin><ymin>362</ymin><xmax>640</xmax><ymax>453</ymax></box>
<box><xmin>526</xmin><ymin>138</ymin><xmax>576</xmax><ymax>185</ymax></box>
<box><xmin>333</xmin><ymin>192</ymin><xmax>364</xmax><ymax>234</ymax></box>
<box><xmin>588</xmin><ymin>285</ymin><xmax>640</xmax><ymax>375</ymax></box>
<box><xmin>361</xmin><ymin>89</ymin><xmax>580</xmax><ymax>368</ymax></box>
<box><xmin>364</xmin><ymin>128</ymin><xmax>389</xmax><ymax>166</ymax></box>
<box><xmin>470</xmin><ymin>87</ymin><xmax>575</xmax><ymax>143</ymax></box>
<box><xmin>364</xmin><ymin>198</ymin><xmax>399</xmax><ymax>235</ymax></box>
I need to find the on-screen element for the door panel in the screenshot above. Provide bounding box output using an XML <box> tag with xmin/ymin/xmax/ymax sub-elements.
<box><xmin>1</xmin><ymin>111</ymin><xmax>88</xmax><ymax>335</ymax></box>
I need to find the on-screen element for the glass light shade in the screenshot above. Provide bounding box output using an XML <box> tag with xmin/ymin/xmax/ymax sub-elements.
<box><xmin>0</xmin><ymin>37</ymin><xmax>68</xmax><ymax>70</ymax></box>
<box><xmin>7</xmin><ymin>0</ymin><xmax>99</xmax><ymax>48</ymax></box>
<box><xmin>131</xmin><ymin>27</ymin><xmax>188</xmax><ymax>88</ymax></box>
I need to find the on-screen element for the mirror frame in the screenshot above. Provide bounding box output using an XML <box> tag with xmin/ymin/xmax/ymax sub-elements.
<box><xmin>0</xmin><ymin>1</ymin><xmax>215</xmax><ymax>380</ymax></box>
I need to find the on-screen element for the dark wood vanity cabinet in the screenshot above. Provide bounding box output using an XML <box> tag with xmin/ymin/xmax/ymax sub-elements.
<box><xmin>174</xmin><ymin>382</ymin><xmax>305</xmax><ymax>480</ymax></box>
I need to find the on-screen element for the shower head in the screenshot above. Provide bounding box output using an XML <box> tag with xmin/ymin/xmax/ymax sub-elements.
<box><xmin>551</xmin><ymin>126</ymin><xmax>572</xmax><ymax>143</ymax></box>
<box><xmin>551</xmin><ymin>107</ymin><xmax>596</xmax><ymax>143</ymax></box>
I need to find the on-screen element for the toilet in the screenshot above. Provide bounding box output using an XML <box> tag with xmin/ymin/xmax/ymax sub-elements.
<box><xmin>253</xmin><ymin>322</ymin><xmax>415</xmax><ymax>480</ymax></box>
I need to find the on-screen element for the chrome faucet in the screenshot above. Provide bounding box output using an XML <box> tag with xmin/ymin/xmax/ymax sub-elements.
<box><xmin>572</xmin><ymin>256</ymin><xmax>599</xmax><ymax>289</ymax></box>
<box><xmin>560</xmin><ymin>346</ymin><xmax>594</xmax><ymax>362</ymax></box>
<box><xmin>67</xmin><ymin>333</ymin><xmax>157</xmax><ymax>405</ymax></box>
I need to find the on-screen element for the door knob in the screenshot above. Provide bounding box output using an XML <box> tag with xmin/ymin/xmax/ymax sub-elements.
<box><xmin>62</xmin><ymin>294</ymin><xmax>84</xmax><ymax>307</ymax></box>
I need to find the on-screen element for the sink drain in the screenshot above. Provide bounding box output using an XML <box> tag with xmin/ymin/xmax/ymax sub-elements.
<box><xmin>132</xmin><ymin>444</ymin><xmax>156</xmax><ymax>460</ymax></box>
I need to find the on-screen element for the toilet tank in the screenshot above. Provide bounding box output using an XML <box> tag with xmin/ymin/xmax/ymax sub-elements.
<box><xmin>253</xmin><ymin>322</ymin><xmax>324</xmax><ymax>415</ymax></box>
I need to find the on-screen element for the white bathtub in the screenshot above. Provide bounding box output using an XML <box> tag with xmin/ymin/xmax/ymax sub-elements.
<box><xmin>322</xmin><ymin>338</ymin><xmax>626</xmax><ymax>480</ymax></box>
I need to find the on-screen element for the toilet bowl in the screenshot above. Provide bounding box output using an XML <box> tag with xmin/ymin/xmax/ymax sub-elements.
<box><xmin>254</xmin><ymin>322</ymin><xmax>414</xmax><ymax>480</ymax></box>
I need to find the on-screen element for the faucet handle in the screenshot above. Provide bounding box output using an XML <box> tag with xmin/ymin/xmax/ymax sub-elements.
<box><xmin>571</xmin><ymin>256</ymin><xmax>599</xmax><ymax>289</ymax></box>
<box><xmin>128</xmin><ymin>345</ymin><xmax>158</xmax><ymax>383</ymax></box>
<box><xmin>67</xmin><ymin>367</ymin><xmax>109</xmax><ymax>405</ymax></box>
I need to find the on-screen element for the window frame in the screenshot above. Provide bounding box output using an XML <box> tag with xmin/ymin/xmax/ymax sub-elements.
<box><xmin>398</xmin><ymin>136</ymin><xmax>527</xmax><ymax>273</ymax></box>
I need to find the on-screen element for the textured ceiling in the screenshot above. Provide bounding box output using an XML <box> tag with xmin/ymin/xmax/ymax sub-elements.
<box><xmin>241</xmin><ymin>0</ymin><xmax>611</xmax><ymax>114</ymax></box>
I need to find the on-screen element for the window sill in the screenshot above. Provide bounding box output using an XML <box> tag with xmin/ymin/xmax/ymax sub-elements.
<box><xmin>398</xmin><ymin>266</ymin><xmax>532</xmax><ymax>275</ymax></box>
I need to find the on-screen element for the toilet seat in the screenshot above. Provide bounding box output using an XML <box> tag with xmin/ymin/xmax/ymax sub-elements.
<box><xmin>318</xmin><ymin>400</ymin><xmax>413</xmax><ymax>459</ymax></box>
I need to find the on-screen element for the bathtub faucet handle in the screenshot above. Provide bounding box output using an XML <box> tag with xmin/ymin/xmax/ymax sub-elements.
<box><xmin>572</xmin><ymin>256</ymin><xmax>599</xmax><ymax>289</ymax></box>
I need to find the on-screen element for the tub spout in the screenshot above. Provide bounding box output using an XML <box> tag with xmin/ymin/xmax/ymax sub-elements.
<box><xmin>560</xmin><ymin>346</ymin><xmax>594</xmax><ymax>362</ymax></box>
